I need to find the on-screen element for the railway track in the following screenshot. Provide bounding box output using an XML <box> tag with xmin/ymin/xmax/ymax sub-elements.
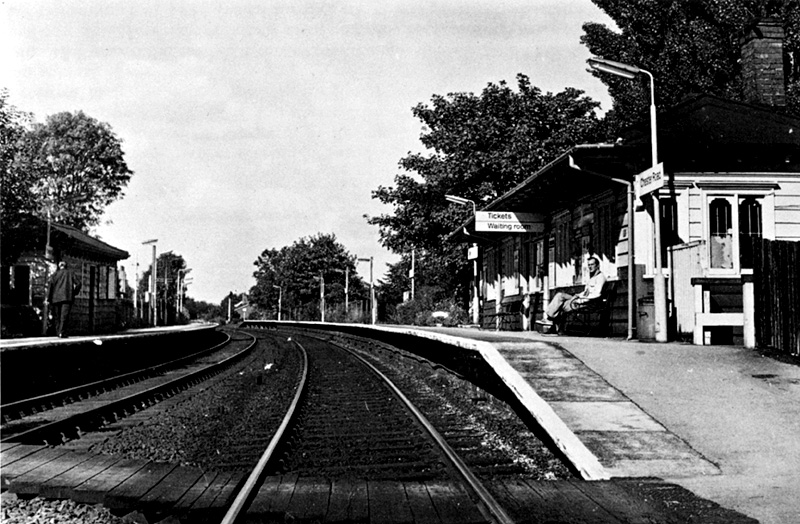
<box><xmin>0</xmin><ymin>331</ymin><xmax>257</xmax><ymax>446</ymax></box>
<box><xmin>222</xmin><ymin>333</ymin><xmax>513</xmax><ymax>524</ymax></box>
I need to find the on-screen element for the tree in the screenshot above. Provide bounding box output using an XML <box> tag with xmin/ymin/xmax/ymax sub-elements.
<box><xmin>582</xmin><ymin>0</ymin><xmax>800</xmax><ymax>133</ymax></box>
<box><xmin>183</xmin><ymin>297</ymin><xmax>222</xmax><ymax>322</ymax></box>
<box><xmin>0</xmin><ymin>90</ymin><xmax>39</xmax><ymax>265</ymax></box>
<box><xmin>367</xmin><ymin>75</ymin><xmax>602</xmax><ymax>301</ymax></box>
<box><xmin>249</xmin><ymin>233</ymin><xmax>368</xmax><ymax>320</ymax></box>
<box><xmin>8</xmin><ymin>109</ymin><xmax>133</xmax><ymax>232</ymax></box>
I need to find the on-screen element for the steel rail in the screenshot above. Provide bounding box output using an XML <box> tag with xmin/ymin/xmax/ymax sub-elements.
<box><xmin>338</xmin><ymin>343</ymin><xmax>516</xmax><ymax>524</ymax></box>
<box><xmin>1</xmin><ymin>332</ymin><xmax>232</xmax><ymax>421</ymax></box>
<box><xmin>220</xmin><ymin>338</ymin><xmax>309</xmax><ymax>524</ymax></box>
<box><xmin>1</xmin><ymin>332</ymin><xmax>256</xmax><ymax>445</ymax></box>
<box><xmin>225</xmin><ymin>329</ymin><xmax>514</xmax><ymax>524</ymax></box>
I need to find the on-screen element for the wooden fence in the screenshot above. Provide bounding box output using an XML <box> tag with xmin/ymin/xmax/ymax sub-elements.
<box><xmin>752</xmin><ymin>238</ymin><xmax>800</xmax><ymax>356</ymax></box>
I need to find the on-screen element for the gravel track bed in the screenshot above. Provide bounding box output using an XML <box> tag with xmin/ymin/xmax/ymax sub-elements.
<box><xmin>327</xmin><ymin>332</ymin><xmax>573</xmax><ymax>481</ymax></box>
<box><xmin>88</xmin><ymin>331</ymin><xmax>302</xmax><ymax>471</ymax></box>
<box><xmin>268</xmin><ymin>335</ymin><xmax>449</xmax><ymax>480</ymax></box>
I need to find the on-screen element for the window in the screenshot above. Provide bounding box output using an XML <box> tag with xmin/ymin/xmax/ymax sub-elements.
<box><xmin>709</xmin><ymin>198</ymin><xmax>733</xmax><ymax>269</ymax></box>
<box><xmin>739</xmin><ymin>198</ymin><xmax>762</xmax><ymax>269</ymax></box>
<box><xmin>502</xmin><ymin>239</ymin><xmax>518</xmax><ymax>297</ymax></box>
<box><xmin>484</xmin><ymin>248</ymin><xmax>497</xmax><ymax>301</ymax></box>
<box><xmin>706</xmin><ymin>194</ymin><xmax>766</xmax><ymax>272</ymax></box>
<box><xmin>524</xmin><ymin>238</ymin><xmax>544</xmax><ymax>292</ymax></box>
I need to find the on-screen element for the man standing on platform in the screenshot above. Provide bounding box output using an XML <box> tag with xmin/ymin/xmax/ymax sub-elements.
<box><xmin>47</xmin><ymin>260</ymin><xmax>82</xmax><ymax>338</ymax></box>
<box><xmin>544</xmin><ymin>256</ymin><xmax>605</xmax><ymax>332</ymax></box>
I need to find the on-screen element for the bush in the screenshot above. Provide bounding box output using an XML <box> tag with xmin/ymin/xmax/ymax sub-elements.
<box><xmin>390</xmin><ymin>286</ymin><xmax>468</xmax><ymax>327</ymax></box>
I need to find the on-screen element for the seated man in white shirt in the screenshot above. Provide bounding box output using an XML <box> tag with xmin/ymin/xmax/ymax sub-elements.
<box><xmin>545</xmin><ymin>256</ymin><xmax>606</xmax><ymax>331</ymax></box>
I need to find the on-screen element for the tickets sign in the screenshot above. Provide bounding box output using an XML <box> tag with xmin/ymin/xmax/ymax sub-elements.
<box><xmin>475</xmin><ymin>211</ymin><xmax>544</xmax><ymax>233</ymax></box>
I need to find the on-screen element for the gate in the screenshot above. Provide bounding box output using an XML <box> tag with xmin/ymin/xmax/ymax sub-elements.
<box><xmin>752</xmin><ymin>238</ymin><xmax>800</xmax><ymax>356</ymax></box>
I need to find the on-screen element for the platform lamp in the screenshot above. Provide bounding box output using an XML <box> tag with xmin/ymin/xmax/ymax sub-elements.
<box><xmin>272</xmin><ymin>284</ymin><xmax>282</xmax><ymax>321</ymax></box>
<box><xmin>588</xmin><ymin>57</ymin><xmax>668</xmax><ymax>342</ymax></box>
<box><xmin>142</xmin><ymin>239</ymin><xmax>158</xmax><ymax>326</ymax></box>
<box><xmin>445</xmin><ymin>194</ymin><xmax>480</xmax><ymax>325</ymax></box>
<box><xmin>357</xmin><ymin>257</ymin><xmax>375</xmax><ymax>324</ymax></box>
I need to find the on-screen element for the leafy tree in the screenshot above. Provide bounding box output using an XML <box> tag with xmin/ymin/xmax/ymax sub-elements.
<box><xmin>582</xmin><ymin>0</ymin><xmax>800</xmax><ymax>133</ymax></box>
<box><xmin>249</xmin><ymin>233</ymin><xmax>368</xmax><ymax>320</ymax></box>
<box><xmin>0</xmin><ymin>90</ymin><xmax>38</xmax><ymax>265</ymax></box>
<box><xmin>7</xmin><ymin>109</ymin><xmax>133</xmax><ymax>232</ymax></box>
<box><xmin>367</xmin><ymin>75</ymin><xmax>602</xmax><ymax>301</ymax></box>
<box><xmin>184</xmin><ymin>297</ymin><xmax>222</xmax><ymax>322</ymax></box>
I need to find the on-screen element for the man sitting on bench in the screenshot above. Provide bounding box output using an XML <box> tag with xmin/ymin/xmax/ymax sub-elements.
<box><xmin>544</xmin><ymin>256</ymin><xmax>606</xmax><ymax>332</ymax></box>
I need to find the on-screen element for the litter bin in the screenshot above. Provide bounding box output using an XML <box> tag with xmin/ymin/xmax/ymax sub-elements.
<box><xmin>637</xmin><ymin>296</ymin><xmax>655</xmax><ymax>340</ymax></box>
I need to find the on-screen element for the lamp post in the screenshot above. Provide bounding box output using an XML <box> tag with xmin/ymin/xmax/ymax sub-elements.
<box><xmin>272</xmin><ymin>284</ymin><xmax>282</xmax><ymax>321</ymax></box>
<box><xmin>445</xmin><ymin>194</ymin><xmax>480</xmax><ymax>325</ymax></box>
<box><xmin>410</xmin><ymin>249</ymin><xmax>415</xmax><ymax>300</ymax></box>
<box><xmin>358</xmin><ymin>257</ymin><xmax>375</xmax><ymax>324</ymax></box>
<box><xmin>142</xmin><ymin>239</ymin><xmax>158</xmax><ymax>326</ymax></box>
<box><xmin>40</xmin><ymin>205</ymin><xmax>54</xmax><ymax>336</ymax></box>
<box><xmin>588</xmin><ymin>57</ymin><xmax>668</xmax><ymax>342</ymax></box>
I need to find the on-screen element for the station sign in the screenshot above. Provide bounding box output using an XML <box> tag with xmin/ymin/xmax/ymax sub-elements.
<box><xmin>475</xmin><ymin>211</ymin><xmax>544</xmax><ymax>233</ymax></box>
<box><xmin>636</xmin><ymin>162</ymin><xmax>664</xmax><ymax>198</ymax></box>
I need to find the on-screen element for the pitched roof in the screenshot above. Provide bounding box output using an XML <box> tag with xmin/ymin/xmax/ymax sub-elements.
<box><xmin>50</xmin><ymin>222</ymin><xmax>129</xmax><ymax>260</ymax></box>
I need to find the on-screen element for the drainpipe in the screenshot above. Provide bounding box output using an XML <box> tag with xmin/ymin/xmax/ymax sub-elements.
<box><xmin>568</xmin><ymin>155</ymin><xmax>636</xmax><ymax>340</ymax></box>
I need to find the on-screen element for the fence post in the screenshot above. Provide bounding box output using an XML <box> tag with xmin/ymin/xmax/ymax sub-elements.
<box><xmin>742</xmin><ymin>275</ymin><xmax>755</xmax><ymax>348</ymax></box>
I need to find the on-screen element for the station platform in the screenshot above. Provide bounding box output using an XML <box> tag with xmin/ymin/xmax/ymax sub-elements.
<box><xmin>0</xmin><ymin>322</ymin><xmax>218</xmax><ymax>351</ymax></box>
<box><xmin>390</xmin><ymin>326</ymin><xmax>800</xmax><ymax>524</ymax></box>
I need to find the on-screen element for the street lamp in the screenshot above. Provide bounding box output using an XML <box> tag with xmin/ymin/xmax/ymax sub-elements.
<box><xmin>445</xmin><ymin>194</ymin><xmax>476</xmax><ymax>215</ymax></box>
<box><xmin>272</xmin><ymin>284</ymin><xmax>282</xmax><ymax>321</ymax></box>
<box><xmin>445</xmin><ymin>194</ymin><xmax>480</xmax><ymax>325</ymax></box>
<box><xmin>142</xmin><ymin>239</ymin><xmax>158</xmax><ymax>326</ymax></box>
<box><xmin>588</xmin><ymin>57</ymin><xmax>668</xmax><ymax>342</ymax></box>
<box><xmin>357</xmin><ymin>257</ymin><xmax>375</xmax><ymax>325</ymax></box>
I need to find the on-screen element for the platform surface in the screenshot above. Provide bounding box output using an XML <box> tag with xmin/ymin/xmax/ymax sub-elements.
<box><xmin>406</xmin><ymin>326</ymin><xmax>800</xmax><ymax>524</ymax></box>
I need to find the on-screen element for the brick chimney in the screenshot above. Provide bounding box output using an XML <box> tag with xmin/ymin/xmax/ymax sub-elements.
<box><xmin>741</xmin><ymin>17</ymin><xmax>786</xmax><ymax>107</ymax></box>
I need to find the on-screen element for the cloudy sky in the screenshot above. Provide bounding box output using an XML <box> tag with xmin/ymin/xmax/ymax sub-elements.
<box><xmin>1</xmin><ymin>0</ymin><xmax>614</xmax><ymax>303</ymax></box>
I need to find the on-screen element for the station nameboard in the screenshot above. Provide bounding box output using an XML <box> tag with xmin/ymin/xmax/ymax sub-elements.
<box><xmin>475</xmin><ymin>211</ymin><xmax>544</xmax><ymax>233</ymax></box>
<box><xmin>636</xmin><ymin>162</ymin><xmax>664</xmax><ymax>198</ymax></box>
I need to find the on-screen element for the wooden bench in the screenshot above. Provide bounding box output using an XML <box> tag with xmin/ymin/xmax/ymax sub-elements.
<box><xmin>483</xmin><ymin>294</ymin><xmax>540</xmax><ymax>331</ymax></box>
<box><xmin>563</xmin><ymin>281</ymin><xmax>617</xmax><ymax>336</ymax></box>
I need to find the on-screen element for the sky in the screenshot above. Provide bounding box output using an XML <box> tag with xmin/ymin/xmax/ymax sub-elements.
<box><xmin>1</xmin><ymin>0</ymin><xmax>615</xmax><ymax>303</ymax></box>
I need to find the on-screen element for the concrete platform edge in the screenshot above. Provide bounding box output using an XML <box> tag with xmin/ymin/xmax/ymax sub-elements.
<box><xmin>316</xmin><ymin>323</ymin><xmax>611</xmax><ymax>481</ymax></box>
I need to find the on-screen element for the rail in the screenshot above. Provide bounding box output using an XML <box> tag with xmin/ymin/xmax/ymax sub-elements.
<box><xmin>1</xmin><ymin>332</ymin><xmax>233</xmax><ymax>421</ymax></box>
<box><xmin>220</xmin><ymin>337</ymin><xmax>309</xmax><ymax>524</ymax></box>
<box><xmin>1</xmin><ymin>332</ymin><xmax>256</xmax><ymax>445</ymax></box>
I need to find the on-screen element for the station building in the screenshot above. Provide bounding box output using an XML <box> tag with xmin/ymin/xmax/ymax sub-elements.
<box><xmin>1</xmin><ymin>219</ymin><xmax>130</xmax><ymax>337</ymax></box>
<box><xmin>450</xmin><ymin>18</ymin><xmax>800</xmax><ymax>345</ymax></box>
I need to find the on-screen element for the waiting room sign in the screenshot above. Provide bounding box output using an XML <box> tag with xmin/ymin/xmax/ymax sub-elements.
<box><xmin>475</xmin><ymin>211</ymin><xmax>544</xmax><ymax>233</ymax></box>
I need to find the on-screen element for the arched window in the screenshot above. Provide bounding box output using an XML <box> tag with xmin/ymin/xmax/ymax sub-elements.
<box><xmin>709</xmin><ymin>198</ymin><xmax>733</xmax><ymax>269</ymax></box>
<box><xmin>739</xmin><ymin>198</ymin><xmax>762</xmax><ymax>268</ymax></box>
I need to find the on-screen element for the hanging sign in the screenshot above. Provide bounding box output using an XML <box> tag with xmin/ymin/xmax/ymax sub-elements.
<box><xmin>636</xmin><ymin>162</ymin><xmax>664</xmax><ymax>198</ymax></box>
<box><xmin>475</xmin><ymin>211</ymin><xmax>544</xmax><ymax>233</ymax></box>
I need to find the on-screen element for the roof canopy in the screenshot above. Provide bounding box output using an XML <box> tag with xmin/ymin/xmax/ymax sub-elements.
<box><xmin>449</xmin><ymin>94</ymin><xmax>800</xmax><ymax>243</ymax></box>
<box><xmin>50</xmin><ymin>223</ymin><xmax>129</xmax><ymax>261</ymax></box>
<box><xmin>449</xmin><ymin>144</ymin><xmax>644</xmax><ymax>243</ymax></box>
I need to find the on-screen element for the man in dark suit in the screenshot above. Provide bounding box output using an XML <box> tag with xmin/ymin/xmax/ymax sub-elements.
<box><xmin>47</xmin><ymin>260</ymin><xmax>82</xmax><ymax>338</ymax></box>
